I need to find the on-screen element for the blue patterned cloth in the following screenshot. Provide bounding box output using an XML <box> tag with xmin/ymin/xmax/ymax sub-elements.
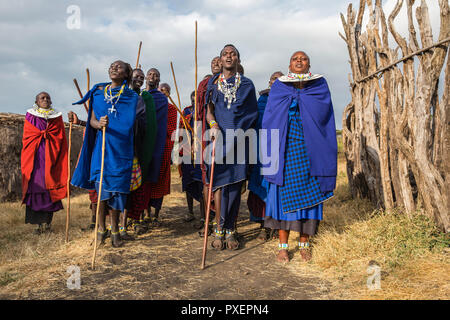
<box><xmin>265</xmin><ymin>181</ymin><xmax>323</xmax><ymax>221</ymax></box>
<box><xmin>279</xmin><ymin>100</ymin><xmax>333</xmax><ymax>214</ymax></box>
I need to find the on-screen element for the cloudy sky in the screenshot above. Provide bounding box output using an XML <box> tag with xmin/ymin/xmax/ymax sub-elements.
<box><xmin>0</xmin><ymin>0</ymin><xmax>442</xmax><ymax>128</ymax></box>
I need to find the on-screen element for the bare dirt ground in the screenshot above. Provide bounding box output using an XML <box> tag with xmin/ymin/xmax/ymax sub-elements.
<box><xmin>0</xmin><ymin>173</ymin><xmax>333</xmax><ymax>300</ymax></box>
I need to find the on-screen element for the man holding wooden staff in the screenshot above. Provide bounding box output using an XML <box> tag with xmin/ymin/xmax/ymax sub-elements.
<box><xmin>71</xmin><ymin>60</ymin><xmax>138</xmax><ymax>248</ymax></box>
<box><xmin>204</xmin><ymin>44</ymin><xmax>258</xmax><ymax>250</ymax></box>
<box><xmin>194</xmin><ymin>56</ymin><xmax>221</xmax><ymax>234</ymax></box>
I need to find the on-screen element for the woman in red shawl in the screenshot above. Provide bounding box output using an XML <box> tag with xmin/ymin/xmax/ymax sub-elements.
<box><xmin>21</xmin><ymin>92</ymin><xmax>68</xmax><ymax>234</ymax></box>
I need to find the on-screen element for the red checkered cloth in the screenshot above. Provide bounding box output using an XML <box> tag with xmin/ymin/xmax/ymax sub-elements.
<box><xmin>126</xmin><ymin>184</ymin><xmax>145</xmax><ymax>220</ymax></box>
<box><xmin>88</xmin><ymin>190</ymin><xmax>98</xmax><ymax>204</ymax></box>
<box><xmin>147</xmin><ymin>103</ymin><xmax>178</xmax><ymax>199</ymax></box>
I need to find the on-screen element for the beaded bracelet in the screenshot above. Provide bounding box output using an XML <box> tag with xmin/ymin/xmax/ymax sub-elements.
<box><xmin>209</xmin><ymin>120</ymin><xmax>218</xmax><ymax>128</ymax></box>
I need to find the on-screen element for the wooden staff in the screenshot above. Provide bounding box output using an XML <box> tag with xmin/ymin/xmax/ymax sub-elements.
<box><xmin>136</xmin><ymin>41</ymin><xmax>142</xmax><ymax>69</ymax></box>
<box><xmin>201</xmin><ymin>138</ymin><xmax>216</xmax><ymax>270</ymax></box>
<box><xmin>73</xmin><ymin>78</ymin><xmax>89</xmax><ymax>114</ymax></box>
<box><xmin>194</xmin><ymin>21</ymin><xmax>198</xmax><ymax>166</ymax></box>
<box><xmin>169</xmin><ymin>61</ymin><xmax>193</xmax><ymax>133</ymax></box>
<box><xmin>65</xmin><ymin>122</ymin><xmax>73</xmax><ymax>243</ymax></box>
<box><xmin>86</xmin><ymin>68</ymin><xmax>90</xmax><ymax>91</ymax></box>
<box><xmin>86</xmin><ymin>68</ymin><xmax>91</xmax><ymax>108</ymax></box>
<box><xmin>91</xmin><ymin>126</ymin><xmax>106</xmax><ymax>270</ymax></box>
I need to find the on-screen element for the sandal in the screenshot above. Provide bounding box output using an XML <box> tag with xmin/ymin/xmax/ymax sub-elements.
<box><xmin>225</xmin><ymin>230</ymin><xmax>239</xmax><ymax>250</ymax></box>
<box><xmin>133</xmin><ymin>223</ymin><xmax>147</xmax><ymax>235</ymax></box>
<box><xmin>211</xmin><ymin>228</ymin><xmax>225</xmax><ymax>250</ymax></box>
<box><xmin>111</xmin><ymin>232</ymin><xmax>124</xmax><ymax>248</ymax></box>
<box><xmin>277</xmin><ymin>243</ymin><xmax>290</xmax><ymax>263</ymax></box>
<box><xmin>96</xmin><ymin>230</ymin><xmax>108</xmax><ymax>246</ymax></box>
<box><xmin>298</xmin><ymin>242</ymin><xmax>312</xmax><ymax>262</ymax></box>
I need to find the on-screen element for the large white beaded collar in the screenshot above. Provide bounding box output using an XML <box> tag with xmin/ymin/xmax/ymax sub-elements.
<box><xmin>278</xmin><ymin>71</ymin><xmax>323</xmax><ymax>83</ymax></box>
<box><xmin>27</xmin><ymin>103</ymin><xmax>62</xmax><ymax>119</ymax></box>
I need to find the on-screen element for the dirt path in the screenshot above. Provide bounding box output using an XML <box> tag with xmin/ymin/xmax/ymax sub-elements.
<box><xmin>4</xmin><ymin>178</ymin><xmax>332</xmax><ymax>300</ymax></box>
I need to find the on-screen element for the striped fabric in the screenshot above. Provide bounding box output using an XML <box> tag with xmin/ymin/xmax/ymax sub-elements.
<box><xmin>130</xmin><ymin>157</ymin><xmax>142</xmax><ymax>192</ymax></box>
<box><xmin>279</xmin><ymin>101</ymin><xmax>333</xmax><ymax>213</ymax></box>
<box><xmin>148</xmin><ymin>103</ymin><xmax>178</xmax><ymax>199</ymax></box>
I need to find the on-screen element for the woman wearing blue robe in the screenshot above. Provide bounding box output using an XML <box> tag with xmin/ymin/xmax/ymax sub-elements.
<box><xmin>262</xmin><ymin>51</ymin><xmax>337</xmax><ymax>263</ymax></box>
<box><xmin>205</xmin><ymin>44</ymin><xmax>258</xmax><ymax>250</ymax></box>
<box><xmin>71</xmin><ymin>60</ymin><xmax>138</xmax><ymax>248</ymax></box>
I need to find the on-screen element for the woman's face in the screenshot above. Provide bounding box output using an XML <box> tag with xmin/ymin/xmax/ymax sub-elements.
<box><xmin>289</xmin><ymin>51</ymin><xmax>310</xmax><ymax>74</ymax></box>
<box><xmin>109</xmin><ymin>60</ymin><xmax>128</xmax><ymax>82</ymax></box>
<box><xmin>36</xmin><ymin>92</ymin><xmax>52</xmax><ymax>109</ymax></box>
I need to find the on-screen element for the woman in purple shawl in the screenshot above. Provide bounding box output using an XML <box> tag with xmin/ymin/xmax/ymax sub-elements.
<box><xmin>262</xmin><ymin>51</ymin><xmax>337</xmax><ymax>263</ymax></box>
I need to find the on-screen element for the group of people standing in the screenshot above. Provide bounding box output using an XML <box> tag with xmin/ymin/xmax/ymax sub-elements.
<box><xmin>21</xmin><ymin>44</ymin><xmax>337</xmax><ymax>263</ymax></box>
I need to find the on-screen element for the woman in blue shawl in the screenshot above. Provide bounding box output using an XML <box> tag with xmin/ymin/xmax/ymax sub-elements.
<box><xmin>71</xmin><ymin>60</ymin><xmax>138</xmax><ymax>248</ymax></box>
<box><xmin>205</xmin><ymin>44</ymin><xmax>258</xmax><ymax>251</ymax></box>
<box><xmin>262</xmin><ymin>51</ymin><xmax>337</xmax><ymax>263</ymax></box>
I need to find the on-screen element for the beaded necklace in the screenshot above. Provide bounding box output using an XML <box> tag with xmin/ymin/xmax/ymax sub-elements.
<box><xmin>33</xmin><ymin>103</ymin><xmax>56</xmax><ymax>120</ymax></box>
<box><xmin>104</xmin><ymin>83</ymin><xmax>126</xmax><ymax>116</ymax></box>
<box><xmin>286</xmin><ymin>71</ymin><xmax>312</xmax><ymax>81</ymax></box>
<box><xmin>217</xmin><ymin>72</ymin><xmax>241</xmax><ymax>109</ymax></box>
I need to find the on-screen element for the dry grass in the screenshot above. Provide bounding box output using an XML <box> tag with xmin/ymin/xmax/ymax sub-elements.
<box><xmin>0</xmin><ymin>152</ymin><xmax>448</xmax><ymax>299</ymax></box>
<box><xmin>284</xmin><ymin>155</ymin><xmax>450</xmax><ymax>300</ymax></box>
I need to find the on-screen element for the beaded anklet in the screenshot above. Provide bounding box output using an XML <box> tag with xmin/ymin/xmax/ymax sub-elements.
<box><xmin>215</xmin><ymin>228</ymin><xmax>225</xmax><ymax>238</ymax></box>
<box><xmin>278</xmin><ymin>243</ymin><xmax>289</xmax><ymax>250</ymax></box>
<box><xmin>298</xmin><ymin>242</ymin><xmax>310</xmax><ymax>249</ymax></box>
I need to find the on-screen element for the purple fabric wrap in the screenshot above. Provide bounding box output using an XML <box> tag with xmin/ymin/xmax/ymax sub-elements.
<box><xmin>23</xmin><ymin>113</ymin><xmax>63</xmax><ymax>212</ymax></box>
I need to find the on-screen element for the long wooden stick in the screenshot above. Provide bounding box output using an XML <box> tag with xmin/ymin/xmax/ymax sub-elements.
<box><xmin>194</xmin><ymin>21</ymin><xmax>198</xmax><ymax>166</ymax></box>
<box><xmin>201</xmin><ymin>138</ymin><xmax>216</xmax><ymax>270</ymax></box>
<box><xmin>73</xmin><ymin>79</ymin><xmax>89</xmax><ymax>114</ymax></box>
<box><xmin>92</xmin><ymin>127</ymin><xmax>106</xmax><ymax>270</ymax></box>
<box><xmin>170</xmin><ymin>62</ymin><xmax>183</xmax><ymax>116</ymax></box>
<box><xmin>86</xmin><ymin>68</ymin><xmax>90</xmax><ymax>91</ymax></box>
<box><xmin>136</xmin><ymin>41</ymin><xmax>143</xmax><ymax>69</ymax></box>
<box><xmin>65</xmin><ymin>122</ymin><xmax>73</xmax><ymax>243</ymax></box>
<box><xmin>86</xmin><ymin>68</ymin><xmax>91</xmax><ymax>109</ymax></box>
